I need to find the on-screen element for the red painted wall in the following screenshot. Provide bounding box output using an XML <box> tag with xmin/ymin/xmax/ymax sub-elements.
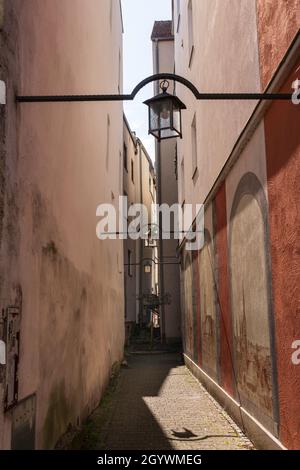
<box><xmin>256</xmin><ymin>0</ymin><xmax>300</xmax><ymax>89</ymax></box>
<box><xmin>192</xmin><ymin>250</ymin><xmax>202</xmax><ymax>367</ymax></box>
<box><xmin>264</xmin><ymin>63</ymin><xmax>300</xmax><ymax>449</ymax></box>
<box><xmin>214</xmin><ymin>184</ymin><xmax>234</xmax><ymax>395</ymax></box>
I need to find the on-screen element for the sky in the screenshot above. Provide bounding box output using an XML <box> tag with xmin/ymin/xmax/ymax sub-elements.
<box><xmin>121</xmin><ymin>0</ymin><xmax>172</xmax><ymax>160</ymax></box>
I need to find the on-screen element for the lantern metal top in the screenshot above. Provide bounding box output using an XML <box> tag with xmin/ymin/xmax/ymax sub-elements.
<box><xmin>143</xmin><ymin>80</ymin><xmax>187</xmax><ymax>110</ymax></box>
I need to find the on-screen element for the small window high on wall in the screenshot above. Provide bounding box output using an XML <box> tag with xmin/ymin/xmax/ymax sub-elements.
<box><xmin>128</xmin><ymin>250</ymin><xmax>133</xmax><ymax>277</ymax></box>
<box><xmin>123</xmin><ymin>143</ymin><xmax>128</xmax><ymax>171</ymax></box>
<box><xmin>191</xmin><ymin>113</ymin><xmax>198</xmax><ymax>178</ymax></box>
<box><xmin>188</xmin><ymin>0</ymin><xmax>194</xmax><ymax>67</ymax></box>
<box><xmin>176</xmin><ymin>0</ymin><xmax>181</xmax><ymax>32</ymax></box>
<box><xmin>181</xmin><ymin>159</ymin><xmax>185</xmax><ymax>203</ymax></box>
<box><xmin>131</xmin><ymin>159</ymin><xmax>134</xmax><ymax>183</ymax></box>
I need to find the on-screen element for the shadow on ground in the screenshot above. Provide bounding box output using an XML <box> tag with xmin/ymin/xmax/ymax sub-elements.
<box><xmin>69</xmin><ymin>352</ymin><xmax>182</xmax><ymax>450</ymax></box>
<box><xmin>65</xmin><ymin>348</ymin><xmax>253</xmax><ymax>451</ymax></box>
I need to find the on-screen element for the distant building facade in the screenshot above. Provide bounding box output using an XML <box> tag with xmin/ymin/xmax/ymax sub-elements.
<box><xmin>172</xmin><ymin>0</ymin><xmax>300</xmax><ymax>450</ymax></box>
<box><xmin>123</xmin><ymin>115</ymin><xmax>158</xmax><ymax>343</ymax></box>
<box><xmin>151</xmin><ymin>21</ymin><xmax>182</xmax><ymax>344</ymax></box>
<box><xmin>0</xmin><ymin>0</ymin><xmax>124</xmax><ymax>449</ymax></box>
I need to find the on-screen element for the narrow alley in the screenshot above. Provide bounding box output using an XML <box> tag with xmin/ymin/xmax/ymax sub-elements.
<box><xmin>70</xmin><ymin>352</ymin><xmax>253</xmax><ymax>451</ymax></box>
<box><xmin>0</xmin><ymin>0</ymin><xmax>299</xmax><ymax>458</ymax></box>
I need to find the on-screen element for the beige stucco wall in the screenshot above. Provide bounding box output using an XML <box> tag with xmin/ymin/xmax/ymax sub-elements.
<box><xmin>123</xmin><ymin>119</ymin><xmax>157</xmax><ymax>326</ymax></box>
<box><xmin>225</xmin><ymin>122</ymin><xmax>268</xmax><ymax>220</ymax></box>
<box><xmin>231</xmin><ymin>193</ymin><xmax>273</xmax><ymax>419</ymax></box>
<box><xmin>225</xmin><ymin>121</ymin><xmax>275</xmax><ymax>431</ymax></box>
<box><xmin>199</xmin><ymin>236</ymin><xmax>217</xmax><ymax>379</ymax></box>
<box><xmin>123</xmin><ymin>120</ymin><xmax>139</xmax><ymax>324</ymax></box>
<box><xmin>139</xmin><ymin>144</ymin><xmax>158</xmax><ymax>311</ymax></box>
<box><xmin>0</xmin><ymin>0</ymin><xmax>124</xmax><ymax>449</ymax></box>
<box><xmin>174</xmin><ymin>0</ymin><xmax>261</xmax><ymax>208</ymax></box>
<box><xmin>182</xmin><ymin>251</ymin><xmax>193</xmax><ymax>356</ymax></box>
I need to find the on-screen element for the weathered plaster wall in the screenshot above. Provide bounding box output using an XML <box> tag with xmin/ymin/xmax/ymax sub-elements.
<box><xmin>177</xmin><ymin>0</ymin><xmax>299</xmax><ymax>450</ymax></box>
<box><xmin>182</xmin><ymin>133</ymin><xmax>279</xmax><ymax>439</ymax></box>
<box><xmin>175</xmin><ymin>0</ymin><xmax>261</xmax><ymax>206</ymax></box>
<box><xmin>256</xmin><ymin>0</ymin><xmax>300</xmax><ymax>89</ymax></box>
<box><xmin>264</xmin><ymin>63</ymin><xmax>300</xmax><ymax>449</ymax></box>
<box><xmin>192</xmin><ymin>249</ymin><xmax>201</xmax><ymax>366</ymax></box>
<box><xmin>214</xmin><ymin>183</ymin><xmax>233</xmax><ymax>396</ymax></box>
<box><xmin>182</xmin><ymin>251</ymin><xmax>193</xmax><ymax>357</ymax></box>
<box><xmin>256</xmin><ymin>0</ymin><xmax>300</xmax><ymax>447</ymax></box>
<box><xmin>139</xmin><ymin>144</ymin><xmax>157</xmax><ymax>305</ymax></box>
<box><xmin>123</xmin><ymin>121</ymin><xmax>157</xmax><ymax>328</ymax></box>
<box><xmin>199</xmin><ymin>231</ymin><xmax>218</xmax><ymax>380</ymax></box>
<box><xmin>224</xmin><ymin>122</ymin><xmax>278</xmax><ymax>432</ymax></box>
<box><xmin>0</xmin><ymin>0</ymin><xmax>124</xmax><ymax>449</ymax></box>
<box><xmin>230</xmin><ymin>189</ymin><xmax>274</xmax><ymax>430</ymax></box>
<box><xmin>0</xmin><ymin>1</ymin><xmax>4</xmax><ymax>28</ymax></box>
<box><xmin>0</xmin><ymin>0</ymin><xmax>22</xmax><ymax>448</ymax></box>
<box><xmin>123</xmin><ymin>120</ymin><xmax>138</xmax><ymax>324</ymax></box>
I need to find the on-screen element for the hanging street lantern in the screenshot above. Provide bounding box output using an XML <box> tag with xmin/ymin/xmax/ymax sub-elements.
<box><xmin>144</xmin><ymin>260</ymin><xmax>152</xmax><ymax>274</ymax></box>
<box><xmin>144</xmin><ymin>80</ymin><xmax>187</xmax><ymax>142</ymax></box>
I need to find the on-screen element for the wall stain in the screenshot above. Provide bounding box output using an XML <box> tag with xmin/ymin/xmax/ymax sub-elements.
<box><xmin>43</xmin><ymin>380</ymin><xmax>73</xmax><ymax>450</ymax></box>
<box><xmin>42</xmin><ymin>240</ymin><xmax>58</xmax><ymax>259</ymax></box>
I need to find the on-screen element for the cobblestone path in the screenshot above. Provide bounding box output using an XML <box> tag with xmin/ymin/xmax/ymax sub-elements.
<box><xmin>74</xmin><ymin>352</ymin><xmax>254</xmax><ymax>451</ymax></box>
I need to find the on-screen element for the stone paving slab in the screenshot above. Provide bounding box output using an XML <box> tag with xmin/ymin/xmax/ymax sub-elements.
<box><xmin>74</xmin><ymin>352</ymin><xmax>254</xmax><ymax>451</ymax></box>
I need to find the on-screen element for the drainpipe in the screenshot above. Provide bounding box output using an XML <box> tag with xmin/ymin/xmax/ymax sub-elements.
<box><xmin>154</xmin><ymin>40</ymin><xmax>166</xmax><ymax>344</ymax></box>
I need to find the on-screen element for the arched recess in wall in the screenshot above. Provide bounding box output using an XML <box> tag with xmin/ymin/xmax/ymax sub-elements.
<box><xmin>198</xmin><ymin>229</ymin><xmax>218</xmax><ymax>380</ymax></box>
<box><xmin>183</xmin><ymin>250</ymin><xmax>194</xmax><ymax>358</ymax></box>
<box><xmin>229</xmin><ymin>172</ymin><xmax>279</xmax><ymax>434</ymax></box>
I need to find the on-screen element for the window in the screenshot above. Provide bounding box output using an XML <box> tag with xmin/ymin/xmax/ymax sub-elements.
<box><xmin>118</xmin><ymin>49</ymin><xmax>122</xmax><ymax>93</ymax></box>
<box><xmin>123</xmin><ymin>143</ymin><xmax>128</xmax><ymax>171</ymax></box>
<box><xmin>188</xmin><ymin>0</ymin><xmax>194</xmax><ymax>67</ymax></box>
<box><xmin>119</xmin><ymin>150</ymin><xmax>123</xmax><ymax>194</ymax></box>
<box><xmin>181</xmin><ymin>159</ymin><xmax>185</xmax><ymax>202</ymax></box>
<box><xmin>131</xmin><ymin>159</ymin><xmax>134</xmax><ymax>183</ymax></box>
<box><xmin>191</xmin><ymin>114</ymin><xmax>198</xmax><ymax>178</ymax></box>
<box><xmin>110</xmin><ymin>0</ymin><xmax>113</xmax><ymax>31</ymax></box>
<box><xmin>128</xmin><ymin>250</ymin><xmax>133</xmax><ymax>276</ymax></box>
<box><xmin>106</xmin><ymin>114</ymin><xmax>110</xmax><ymax>171</ymax></box>
<box><xmin>176</xmin><ymin>0</ymin><xmax>181</xmax><ymax>33</ymax></box>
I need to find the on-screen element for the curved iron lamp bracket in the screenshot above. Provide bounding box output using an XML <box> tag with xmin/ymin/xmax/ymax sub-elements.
<box><xmin>16</xmin><ymin>73</ymin><xmax>292</xmax><ymax>102</ymax></box>
<box><xmin>130</xmin><ymin>73</ymin><xmax>201</xmax><ymax>99</ymax></box>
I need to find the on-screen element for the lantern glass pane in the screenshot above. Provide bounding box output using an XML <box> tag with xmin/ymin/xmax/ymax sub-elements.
<box><xmin>159</xmin><ymin>99</ymin><xmax>172</xmax><ymax>129</ymax></box>
<box><xmin>173</xmin><ymin>107</ymin><xmax>181</xmax><ymax>133</ymax></box>
<box><xmin>150</xmin><ymin>107</ymin><xmax>160</xmax><ymax>132</ymax></box>
<box><xmin>160</xmin><ymin>128</ymin><xmax>179</xmax><ymax>139</ymax></box>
